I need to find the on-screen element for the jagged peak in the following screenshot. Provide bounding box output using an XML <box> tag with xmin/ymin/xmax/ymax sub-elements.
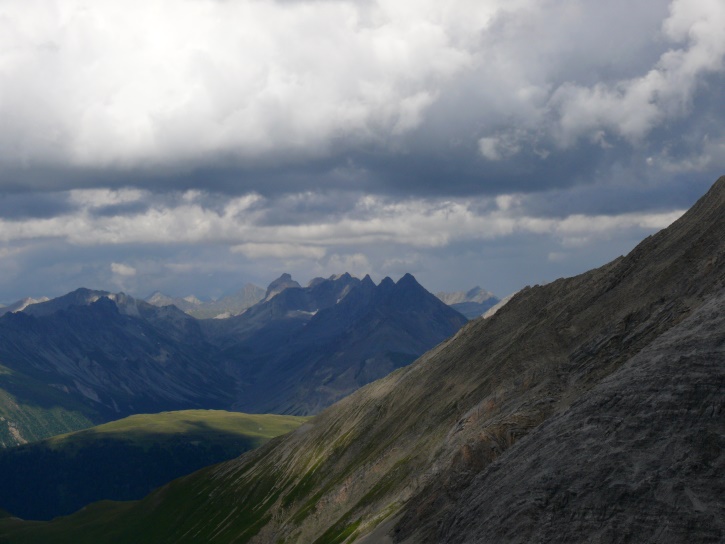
<box><xmin>20</xmin><ymin>287</ymin><xmax>114</xmax><ymax>317</ymax></box>
<box><xmin>395</xmin><ymin>273</ymin><xmax>420</xmax><ymax>288</ymax></box>
<box><xmin>265</xmin><ymin>273</ymin><xmax>301</xmax><ymax>301</ymax></box>
<box><xmin>307</xmin><ymin>277</ymin><xmax>326</xmax><ymax>288</ymax></box>
<box><xmin>329</xmin><ymin>272</ymin><xmax>355</xmax><ymax>281</ymax></box>
<box><xmin>269</xmin><ymin>272</ymin><xmax>294</xmax><ymax>285</ymax></box>
<box><xmin>307</xmin><ymin>273</ymin><xmax>357</xmax><ymax>288</ymax></box>
<box><xmin>378</xmin><ymin>276</ymin><xmax>395</xmax><ymax>290</ymax></box>
<box><xmin>0</xmin><ymin>296</ymin><xmax>51</xmax><ymax>316</ymax></box>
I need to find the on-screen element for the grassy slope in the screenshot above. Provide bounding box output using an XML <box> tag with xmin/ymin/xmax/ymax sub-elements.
<box><xmin>44</xmin><ymin>409</ymin><xmax>307</xmax><ymax>449</ymax></box>
<box><xmin>0</xmin><ymin>410</ymin><xmax>307</xmax><ymax>522</ymax></box>
<box><xmin>0</xmin><ymin>365</ymin><xmax>96</xmax><ymax>448</ymax></box>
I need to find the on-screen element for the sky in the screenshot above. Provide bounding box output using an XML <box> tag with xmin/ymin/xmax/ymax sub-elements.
<box><xmin>0</xmin><ymin>0</ymin><xmax>723</xmax><ymax>303</ymax></box>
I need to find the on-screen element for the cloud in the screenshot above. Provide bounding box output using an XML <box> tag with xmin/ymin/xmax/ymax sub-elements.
<box><xmin>549</xmin><ymin>0</ymin><xmax>725</xmax><ymax>147</ymax></box>
<box><xmin>484</xmin><ymin>0</ymin><xmax>725</xmax><ymax>151</ymax></box>
<box><xmin>110</xmin><ymin>262</ymin><xmax>136</xmax><ymax>277</ymax></box>
<box><xmin>0</xmin><ymin>0</ymin><xmax>721</xmax><ymax>303</ymax></box>
<box><xmin>0</xmin><ymin>188</ymin><xmax>685</xmax><ymax>253</ymax></box>
<box><xmin>0</xmin><ymin>192</ymin><xmax>78</xmax><ymax>220</ymax></box>
<box><xmin>0</xmin><ymin>0</ymin><xmax>474</xmax><ymax>169</ymax></box>
<box><xmin>478</xmin><ymin>134</ymin><xmax>522</xmax><ymax>161</ymax></box>
<box><xmin>0</xmin><ymin>0</ymin><xmax>719</xmax><ymax>199</ymax></box>
<box><xmin>231</xmin><ymin>243</ymin><xmax>326</xmax><ymax>260</ymax></box>
<box><xmin>324</xmin><ymin>253</ymin><xmax>371</xmax><ymax>278</ymax></box>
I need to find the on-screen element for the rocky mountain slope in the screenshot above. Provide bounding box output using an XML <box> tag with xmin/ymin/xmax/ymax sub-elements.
<box><xmin>0</xmin><ymin>297</ymin><xmax>50</xmax><ymax>317</ymax></box>
<box><xmin>437</xmin><ymin>290</ymin><xmax>724</xmax><ymax>543</ymax></box>
<box><xmin>3</xmin><ymin>176</ymin><xmax>720</xmax><ymax>543</ymax></box>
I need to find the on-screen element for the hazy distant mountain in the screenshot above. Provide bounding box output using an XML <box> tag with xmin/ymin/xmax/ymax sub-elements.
<box><xmin>185</xmin><ymin>284</ymin><xmax>265</xmax><ymax>319</ymax></box>
<box><xmin>436</xmin><ymin>286</ymin><xmax>499</xmax><ymax>319</ymax></box>
<box><xmin>145</xmin><ymin>285</ymin><xmax>265</xmax><ymax>319</ymax></box>
<box><xmin>0</xmin><ymin>297</ymin><xmax>50</xmax><ymax>317</ymax></box>
<box><xmin>145</xmin><ymin>291</ymin><xmax>202</xmax><ymax>313</ymax></box>
<box><xmin>15</xmin><ymin>176</ymin><xmax>721</xmax><ymax>543</ymax></box>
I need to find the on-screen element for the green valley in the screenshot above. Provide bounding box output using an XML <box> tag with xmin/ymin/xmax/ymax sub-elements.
<box><xmin>0</xmin><ymin>410</ymin><xmax>307</xmax><ymax>521</ymax></box>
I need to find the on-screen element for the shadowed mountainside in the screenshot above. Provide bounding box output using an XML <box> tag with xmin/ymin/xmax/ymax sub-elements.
<box><xmin>0</xmin><ymin>410</ymin><xmax>307</xmax><ymax>522</ymax></box>
<box><xmin>217</xmin><ymin>273</ymin><xmax>468</xmax><ymax>414</ymax></box>
<box><xmin>1</xmin><ymin>176</ymin><xmax>721</xmax><ymax>543</ymax></box>
<box><xmin>0</xmin><ymin>292</ymin><xmax>235</xmax><ymax>431</ymax></box>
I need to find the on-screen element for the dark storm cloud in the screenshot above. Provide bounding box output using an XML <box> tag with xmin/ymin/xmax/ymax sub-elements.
<box><xmin>0</xmin><ymin>0</ymin><xmax>722</xmax><ymax>302</ymax></box>
<box><xmin>0</xmin><ymin>192</ymin><xmax>78</xmax><ymax>220</ymax></box>
<box><xmin>91</xmin><ymin>201</ymin><xmax>151</xmax><ymax>218</ymax></box>
<box><xmin>254</xmin><ymin>191</ymin><xmax>363</xmax><ymax>226</ymax></box>
<box><xmin>2</xmin><ymin>0</ymin><xmax>721</xmax><ymax>201</ymax></box>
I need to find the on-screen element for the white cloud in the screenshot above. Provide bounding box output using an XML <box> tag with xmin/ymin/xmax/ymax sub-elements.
<box><xmin>325</xmin><ymin>253</ymin><xmax>371</xmax><ymax>278</ymax></box>
<box><xmin>0</xmin><ymin>0</ymin><xmax>720</xmax><ymax>203</ymax></box>
<box><xmin>0</xmin><ymin>0</ymin><xmax>484</xmax><ymax>168</ymax></box>
<box><xmin>69</xmin><ymin>188</ymin><xmax>146</xmax><ymax>207</ymax></box>
<box><xmin>231</xmin><ymin>243</ymin><xmax>326</xmax><ymax>260</ymax></box>
<box><xmin>478</xmin><ymin>134</ymin><xmax>522</xmax><ymax>161</ymax></box>
<box><xmin>548</xmin><ymin>0</ymin><xmax>725</xmax><ymax>146</ymax></box>
<box><xmin>110</xmin><ymin>262</ymin><xmax>136</xmax><ymax>276</ymax></box>
<box><xmin>0</xmin><ymin>189</ymin><xmax>685</xmax><ymax>253</ymax></box>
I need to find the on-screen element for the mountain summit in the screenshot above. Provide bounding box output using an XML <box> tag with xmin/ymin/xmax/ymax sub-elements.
<box><xmin>9</xmin><ymin>176</ymin><xmax>721</xmax><ymax>542</ymax></box>
<box><xmin>264</xmin><ymin>272</ymin><xmax>302</xmax><ymax>301</ymax></box>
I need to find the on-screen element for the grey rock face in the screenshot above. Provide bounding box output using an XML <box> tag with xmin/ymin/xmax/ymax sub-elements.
<box><xmin>439</xmin><ymin>290</ymin><xmax>725</xmax><ymax>543</ymax></box>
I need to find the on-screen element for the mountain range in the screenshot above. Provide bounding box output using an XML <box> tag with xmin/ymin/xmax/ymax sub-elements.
<box><xmin>1</xmin><ymin>176</ymin><xmax>719</xmax><ymax>542</ymax></box>
<box><xmin>0</xmin><ymin>273</ymin><xmax>467</xmax><ymax>445</ymax></box>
